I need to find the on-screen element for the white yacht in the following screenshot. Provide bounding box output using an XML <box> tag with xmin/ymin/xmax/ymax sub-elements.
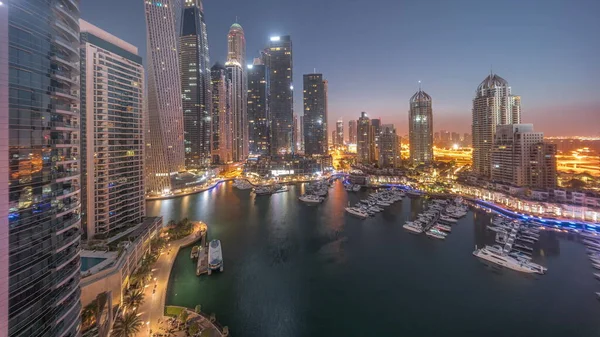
<box><xmin>403</xmin><ymin>221</ymin><xmax>423</xmax><ymax>234</ymax></box>
<box><xmin>473</xmin><ymin>245</ymin><xmax>546</xmax><ymax>274</ymax></box>
<box><xmin>352</xmin><ymin>185</ymin><xmax>362</xmax><ymax>192</ymax></box>
<box><xmin>439</xmin><ymin>215</ymin><xmax>458</xmax><ymax>223</ymax></box>
<box><xmin>594</xmin><ymin>273</ymin><xmax>600</xmax><ymax>280</ymax></box>
<box><xmin>345</xmin><ymin>207</ymin><xmax>369</xmax><ymax>219</ymax></box>
<box><xmin>426</xmin><ymin>229</ymin><xmax>446</xmax><ymax>240</ymax></box>
<box><xmin>208</xmin><ymin>240</ymin><xmax>223</xmax><ymax>274</ymax></box>
<box><xmin>435</xmin><ymin>224</ymin><xmax>452</xmax><ymax>232</ymax></box>
<box><xmin>299</xmin><ymin>194</ymin><xmax>324</xmax><ymax>204</ymax></box>
<box><xmin>583</xmin><ymin>239</ymin><xmax>600</xmax><ymax>250</ymax></box>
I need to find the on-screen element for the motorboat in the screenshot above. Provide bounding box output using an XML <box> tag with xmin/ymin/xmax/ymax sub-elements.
<box><xmin>439</xmin><ymin>215</ymin><xmax>457</xmax><ymax>223</ymax></box>
<box><xmin>403</xmin><ymin>221</ymin><xmax>423</xmax><ymax>234</ymax></box>
<box><xmin>208</xmin><ymin>240</ymin><xmax>223</xmax><ymax>274</ymax></box>
<box><xmin>435</xmin><ymin>223</ymin><xmax>452</xmax><ymax>232</ymax></box>
<box><xmin>473</xmin><ymin>245</ymin><xmax>546</xmax><ymax>274</ymax></box>
<box><xmin>345</xmin><ymin>207</ymin><xmax>369</xmax><ymax>219</ymax></box>
<box><xmin>594</xmin><ymin>273</ymin><xmax>600</xmax><ymax>280</ymax></box>
<box><xmin>190</xmin><ymin>245</ymin><xmax>200</xmax><ymax>259</ymax></box>
<box><xmin>299</xmin><ymin>194</ymin><xmax>324</xmax><ymax>204</ymax></box>
<box><xmin>426</xmin><ymin>229</ymin><xmax>446</xmax><ymax>240</ymax></box>
<box><xmin>583</xmin><ymin>239</ymin><xmax>600</xmax><ymax>250</ymax></box>
<box><xmin>352</xmin><ymin>185</ymin><xmax>362</xmax><ymax>192</ymax></box>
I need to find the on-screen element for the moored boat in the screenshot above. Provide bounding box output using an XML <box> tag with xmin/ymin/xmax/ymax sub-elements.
<box><xmin>208</xmin><ymin>240</ymin><xmax>223</xmax><ymax>274</ymax></box>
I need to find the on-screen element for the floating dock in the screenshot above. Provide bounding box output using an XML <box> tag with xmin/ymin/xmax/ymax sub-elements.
<box><xmin>196</xmin><ymin>230</ymin><xmax>208</xmax><ymax>276</ymax></box>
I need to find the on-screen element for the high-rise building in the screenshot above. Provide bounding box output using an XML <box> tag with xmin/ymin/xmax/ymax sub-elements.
<box><xmin>463</xmin><ymin>133</ymin><xmax>472</xmax><ymax>147</ymax></box>
<box><xmin>530</xmin><ymin>143</ymin><xmax>558</xmax><ymax>189</ymax></box>
<box><xmin>335</xmin><ymin>119</ymin><xmax>344</xmax><ymax>147</ymax></box>
<box><xmin>247</xmin><ymin>59</ymin><xmax>269</xmax><ymax>155</ymax></box>
<box><xmin>348</xmin><ymin>120</ymin><xmax>357</xmax><ymax>144</ymax></box>
<box><xmin>409</xmin><ymin>88</ymin><xmax>433</xmax><ymax>164</ymax></box>
<box><xmin>180</xmin><ymin>0</ymin><xmax>211</xmax><ymax>168</ymax></box>
<box><xmin>371</xmin><ymin>118</ymin><xmax>381</xmax><ymax>160</ymax></box>
<box><xmin>491</xmin><ymin>124</ymin><xmax>543</xmax><ymax>186</ymax></box>
<box><xmin>293</xmin><ymin>113</ymin><xmax>299</xmax><ymax>152</ymax></box>
<box><xmin>226</xmin><ymin>23</ymin><xmax>247</xmax><ymax>161</ymax></box>
<box><xmin>210</xmin><ymin>63</ymin><xmax>232</xmax><ymax>163</ymax></box>
<box><xmin>472</xmin><ymin>73</ymin><xmax>521</xmax><ymax>178</ymax></box>
<box><xmin>2</xmin><ymin>1</ymin><xmax>82</xmax><ymax>335</ymax></box>
<box><xmin>145</xmin><ymin>0</ymin><xmax>185</xmax><ymax>194</ymax></box>
<box><xmin>303</xmin><ymin>73</ymin><xmax>328</xmax><ymax>155</ymax></box>
<box><xmin>357</xmin><ymin>112</ymin><xmax>372</xmax><ymax>164</ymax></box>
<box><xmin>379</xmin><ymin>124</ymin><xmax>399</xmax><ymax>168</ymax></box>
<box><xmin>80</xmin><ymin>21</ymin><xmax>145</xmax><ymax>239</ymax></box>
<box><xmin>265</xmin><ymin>35</ymin><xmax>293</xmax><ymax>155</ymax></box>
<box><xmin>299</xmin><ymin>115</ymin><xmax>305</xmax><ymax>153</ymax></box>
<box><xmin>451</xmin><ymin>132</ymin><xmax>461</xmax><ymax>144</ymax></box>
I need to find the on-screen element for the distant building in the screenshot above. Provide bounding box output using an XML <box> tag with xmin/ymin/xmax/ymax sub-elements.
<box><xmin>264</xmin><ymin>35</ymin><xmax>294</xmax><ymax>154</ymax></box>
<box><xmin>331</xmin><ymin>130</ymin><xmax>337</xmax><ymax>147</ymax></box>
<box><xmin>299</xmin><ymin>115</ymin><xmax>305</xmax><ymax>153</ymax></box>
<box><xmin>348</xmin><ymin>120</ymin><xmax>357</xmax><ymax>144</ymax></box>
<box><xmin>379</xmin><ymin>124</ymin><xmax>399</xmax><ymax>168</ymax></box>
<box><xmin>491</xmin><ymin>124</ymin><xmax>543</xmax><ymax>186</ymax></box>
<box><xmin>226</xmin><ymin>23</ymin><xmax>248</xmax><ymax>161</ymax></box>
<box><xmin>303</xmin><ymin>73</ymin><xmax>328</xmax><ymax>155</ymax></box>
<box><xmin>210</xmin><ymin>63</ymin><xmax>232</xmax><ymax>163</ymax></box>
<box><xmin>529</xmin><ymin>143</ymin><xmax>558</xmax><ymax>189</ymax></box>
<box><xmin>409</xmin><ymin>88</ymin><xmax>434</xmax><ymax>164</ymax></box>
<box><xmin>293</xmin><ymin>113</ymin><xmax>299</xmax><ymax>152</ymax></box>
<box><xmin>357</xmin><ymin>112</ymin><xmax>372</xmax><ymax>164</ymax></box>
<box><xmin>371</xmin><ymin>118</ymin><xmax>381</xmax><ymax>160</ymax></box>
<box><xmin>245</xmin><ymin>155</ymin><xmax>332</xmax><ymax>177</ymax></box>
<box><xmin>335</xmin><ymin>119</ymin><xmax>344</xmax><ymax>146</ymax></box>
<box><xmin>463</xmin><ymin>133</ymin><xmax>472</xmax><ymax>147</ymax></box>
<box><xmin>247</xmin><ymin>59</ymin><xmax>270</xmax><ymax>155</ymax></box>
<box><xmin>451</xmin><ymin>132</ymin><xmax>461</xmax><ymax>144</ymax></box>
<box><xmin>472</xmin><ymin>73</ymin><xmax>521</xmax><ymax>177</ymax></box>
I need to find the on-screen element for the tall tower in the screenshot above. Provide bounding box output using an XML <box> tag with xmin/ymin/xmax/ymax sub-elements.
<box><xmin>335</xmin><ymin>119</ymin><xmax>344</xmax><ymax>146</ymax></box>
<box><xmin>226</xmin><ymin>23</ymin><xmax>248</xmax><ymax>161</ymax></box>
<box><xmin>180</xmin><ymin>0</ymin><xmax>211</xmax><ymax>168</ymax></box>
<box><xmin>379</xmin><ymin>124</ymin><xmax>399</xmax><ymax>168</ymax></box>
<box><xmin>210</xmin><ymin>63</ymin><xmax>233</xmax><ymax>163</ymax></box>
<box><xmin>303</xmin><ymin>73</ymin><xmax>328</xmax><ymax>155</ymax></box>
<box><xmin>357</xmin><ymin>112</ymin><xmax>372</xmax><ymax>164</ymax></box>
<box><xmin>265</xmin><ymin>35</ymin><xmax>293</xmax><ymax>155</ymax></box>
<box><xmin>348</xmin><ymin>120</ymin><xmax>357</xmax><ymax>144</ymax></box>
<box><xmin>409</xmin><ymin>87</ymin><xmax>434</xmax><ymax>165</ymax></box>
<box><xmin>247</xmin><ymin>59</ymin><xmax>270</xmax><ymax>155</ymax></box>
<box><xmin>2</xmin><ymin>1</ymin><xmax>82</xmax><ymax>336</ymax></box>
<box><xmin>472</xmin><ymin>73</ymin><xmax>521</xmax><ymax>177</ymax></box>
<box><xmin>144</xmin><ymin>0</ymin><xmax>185</xmax><ymax>194</ymax></box>
<box><xmin>80</xmin><ymin>20</ymin><xmax>146</xmax><ymax>239</ymax></box>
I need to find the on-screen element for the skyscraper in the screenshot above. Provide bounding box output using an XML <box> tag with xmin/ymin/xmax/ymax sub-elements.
<box><xmin>180</xmin><ymin>0</ymin><xmax>211</xmax><ymax>168</ymax></box>
<box><xmin>491</xmin><ymin>124</ymin><xmax>543</xmax><ymax>186</ymax></box>
<box><xmin>530</xmin><ymin>143</ymin><xmax>558</xmax><ymax>189</ymax></box>
<box><xmin>409</xmin><ymin>88</ymin><xmax>434</xmax><ymax>164</ymax></box>
<box><xmin>303</xmin><ymin>73</ymin><xmax>328</xmax><ymax>155</ymax></box>
<box><xmin>472</xmin><ymin>73</ymin><xmax>521</xmax><ymax>177</ymax></box>
<box><xmin>348</xmin><ymin>120</ymin><xmax>357</xmax><ymax>144</ymax></box>
<box><xmin>145</xmin><ymin>0</ymin><xmax>185</xmax><ymax>194</ymax></box>
<box><xmin>335</xmin><ymin>119</ymin><xmax>344</xmax><ymax>147</ymax></box>
<box><xmin>247</xmin><ymin>60</ymin><xmax>270</xmax><ymax>155</ymax></box>
<box><xmin>226</xmin><ymin>23</ymin><xmax>247</xmax><ymax>161</ymax></box>
<box><xmin>357</xmin><ymin>112</ymin><xmax>372</xmax><ymax>164</ymax></box>
<box><xmin>293</xmin><ymin>113</ymin><xmax>300</xmax><ymax>152</ymax></box>
<box><xmin>371</xmin><ymin>118</ymin><xmax>381</xmax><ymax>161</ymax></box>
<box><xmin>265</xmin><ymin>35</ymin><xmax>293</xmax><ymax>155</ymax></box>
<box><xmin>2</xmin><ymin>1</ymin><xmax>82</xmax><ymax>335</ymax></box>
<box><xmin>299</xmin><ymin>115</ymin><xmax>305</xmax><ymax>153</ymax></box>
<box><xmin>379</xmin><ymin>124</ymin><xmax>399</xmax><ymax>168</ymax></box>
<box><xmin>80</xmin><ymin>20</ymin><xmax>146</xmax><ymax>239</ymax></box>
<box><xmin>210</xmin><ymin>63</ymin><xmax>232</xmax><ymax>163</ymax></box>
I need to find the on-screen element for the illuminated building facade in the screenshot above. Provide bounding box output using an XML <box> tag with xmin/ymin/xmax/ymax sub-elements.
<box><xmin>226</xmin><ymin>23</ymin><xmax>247</xmax><ymax>161</ymax></box>
<box><xmin>2</xmin><ymin>0</ymin><xmax>82</xmax><ymax>335</ymax></box>
<box><xmin>247</xmin><ymin>59</ymin><xmax>269</xmax><ymax>155</ymax></box>
<box><xmin>303</xmin><ymin>73</ymin><xmax>328</xmax><ymax>155</ymax></box>
<box><xmin>348</xmin><ymin>120</ymin><xmax>357</xmax><ymax>144</ymax></box>
<box><xmin>210</xmin><ymin>63</ymin><xmax>232</xmax><ymax>163</ymax></box>
<box><xmin>80</xmin><ymin>20</ymin><xmax>145</xmax><ymax>239</ymax></box>
<box><xmin>357</xmin><ymin>112</ymin><xmax>372</xmax><ymax>164</ymax></box>
<box><xmin>491</xmin><ymin>124</ymin><xmax>543</xmax><ymax>186</ymax></box>
<box><xmin>530</xmin><ymin>143</ymin><xmax>558</xmax><ymax>189</ymax></box>
<box><xmin>335</xmin><ymin>119</ymin><xmax>344</xmax><ymax>146</ymax></box>
<box><xmin>180</xmin><ymin>0</ymin><xmax>211</xmax><ymax>168</ymax></box>
<box><xmin>409</xmin><ymin>89</ymin><xmax>433</xmax><ymax>164</ymax></box>
<box><xmin>379</xmin><ymin>124</ymin><xmax>399</xmax><ymax>168</ymax></box>
<box><xmin>144</xmin><ymin>0</ymin><xmax>185</xmax><ymax>194</ymax></box>
<box><xmin>472</xmin><ymin>73</ymin><xmax>521</xmax><ymax>178</ymax></box>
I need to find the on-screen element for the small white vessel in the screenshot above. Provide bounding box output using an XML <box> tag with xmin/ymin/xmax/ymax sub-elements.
<box><xmin>352</xmin><ymin>185</ymin><xmax>362</xmax><ymax>192</ymax></box>
<box><xmin>435</xmin><ymin>224</ymin><xmax>452</xmax><ymax>232</ymax></box>
<box><xmin>473</xmin><ymin>245</ymin><xmax>546</xmax><ymax>274</ymax></box>
<box><xmin>426</xmin><ymin>229</ymin><xmax>446</xmax><ymax>240</ymax></box>
<box><xmin>345</xmin><ymin>207</ymin><xmax>369</xmax><ymax>219</ymax></box>
<box><xmin>583</xmin><ymin>239</ymin><xmax>600</xmax><ymax>250</ymax></box>
<box><xmin>403</xmin><ymin>222</ymin><xmax>423</xmax><ymax>234</ymax></box>
<box><xmin>208</xmin><ymin>240</ymin><xmax>223</xmax><ymax>273</ymax></box>
<box><xmin>594</xmin><ymin>272</ymin><xmax>600</xmax><ymax>280</ymax></box>
<box><xmin>299</xmin><ymin>194</ymin><xmax>323</xmax><ymax>204</ymax></box>
<box><xmin>439</xmin><ymin>215</ymin><xmax>458</xmax><ymax>223</ymax></box>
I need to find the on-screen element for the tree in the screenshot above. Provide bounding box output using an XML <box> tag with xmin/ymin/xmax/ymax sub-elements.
<box><xmin>81</xmin><ymin>302</ymin><xmax>97</xmax><ymax>331</ymax></box>
<box><xmin>194</xmin><ymin>305</ymin><xmax>202</xmax><ymax>313</ymax></box>
<box><xmin>188</xmin><ymin>321</ymin><xmax>200</xmax><ymax>336</ymax></box>
<box><xmin>123</xmin><ymin>289</ymin><xmax>145</xmax><ymax>311</ymax></box>
<box><xmin>178</xmin><ymin>310</ymin><xmax>189</xmax><ymax>326</ymax></box>
<box><xmin>112</xmin><ymin>312</ymin><xmax>143</xmax><ymax>337</ymax></box>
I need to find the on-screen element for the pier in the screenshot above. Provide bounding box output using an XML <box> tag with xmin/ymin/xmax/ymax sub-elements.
<box><xmin>196</xmin><ymin>229</ymin><xmax>209</xmax><ymax>276</ymax></box>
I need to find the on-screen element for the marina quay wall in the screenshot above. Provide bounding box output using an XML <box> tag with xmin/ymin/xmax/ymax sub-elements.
<box><xmin>80</xmin><ymin>217</ymin><xmax>163</xmax><ymax>306</ymax></box>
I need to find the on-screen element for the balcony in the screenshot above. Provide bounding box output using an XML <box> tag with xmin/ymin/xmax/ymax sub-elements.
<box><xmin>51</xmin><ymin>54</ymin><xmax>79</xmax><ymax>72</ymax></box>
<box><xmin>54</xmin><ymin>19</ymin><xmax>79</xmax><ymax>42</ymax></box>
<box><xmin>53</xmin><ymin>261</ymin><xmax>79</xmax><ymax>290</ymax></box>
<box><xmin>53</xmin><ymin>34</ymin><xmax>78</xmax><ymax>56</ymax></box>
<box><xmin>53</xmin><ymin>88</ymin><xmax>79</xmax><ymax>101</ymax></box>
<box><xmin>56</xmin><ymin>216</ymin><xmax>81</xmax><ymax>235</ymax></box>
<box><xmin>54</xmin><ymin>2</ymin><xmax>78</xmax><ymax>26</ymax></box>
<box><xmin>52</xmin><ymin>71</ymin><xmax>78</xmax><ymax>86</ymax></box>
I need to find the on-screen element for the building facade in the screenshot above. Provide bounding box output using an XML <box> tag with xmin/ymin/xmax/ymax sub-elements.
<box><xmin>180</xmin><ymin>0</ymin><xmax>211</xmax><ymax>168</ymax></box>
<box><xmin>247</xmin><ymin>60</ymin><xmax>269</xmax><ymax>155</ymax></box>
<box><xmin>210</xmin><ymin>63</ymin><xmax>232</xmax><ymax>163</ymax></box>
<box><xmin>348</xmin><ymin>120</ymin><xmax>357</xmax><ymax>144</ymax></box>
<box><xmin>265</xmin><ymin>36</ymin><xmax>293</xmax><ymax>155</ymax></box>
<box><xmin>335</xmin><ymin>119</ymin><xmax>344</xmax><ymax>147</ymax></box>
<box><xmin>530</xmin><ymin>143</ymin><xmax>558</xmax><ymax>189</ymax></box>
<box><xmin>303</xmin><ymin>73</ymin><xmax>328</xmax><ymax>155</ymax></box>
<box><xmin>2</xmin><ymin>1</ymin><xmax>82</xmax><ymax>335</ymax></box>
<box><xmin>226</xmin><ymin>23</ymin><xmax>247</xmax><ymax>161</ymax></box>
<box><xmin>472</xmin><ymin>73</ymin><xmax>521</xmax><ymax>178</ymax></box>
<box><xmin>379</xmin><ymin>124</ymin><xmax>398</xmax><ymax>168</ymax></box>
<box><xmin>490</xmin><ymin>124</ymin><xmax>543</xmax><ymax>186</ymax></box>
<box><xmin>409</xmin><ymin>89</ymin><xmax>433</xmax><ymax>164</ymax></box>
<box><xmin>80</xmin><ymin>21</ymin><xmax>145</xmax><ymax>239</ymax></box>
<box><xmin>144</xmin><ymin>0</ymin><xmax>186</xmax><ymax>194</ymax></box>
<box><xmin>357</xmin><ymin>112</ymin><xmax>372</xmax><ymax>164</ymax></box>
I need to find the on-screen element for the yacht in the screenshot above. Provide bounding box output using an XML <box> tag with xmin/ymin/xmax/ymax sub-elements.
<box><xmin>253</xmin><ymin>186</ymin><xmax>273</xmax><ymax>196</ymax></box>
<box><xmin>583</xmin><ymin>239</ymin><xmax>600</xmax><ymax>250</ymax></box>
<box><xmin>473</xmin><ymin>245</ymin><xmax>546</xmax><ymax>274</ymax></box>
<box><xmin>345</xmin><ymin>207</ymin><xmax>369</xmax><ymax>219</ymax></box>
<box><xmin>439</xmin><ymin>215</ymin><xmax>458</xmax><ymax>223</ymax></box>
<box><xmin>352</xmin><ymin>185</ymin><xmax>362</xmax><ymax>192</ymax></box>
<box><xmin>426</xmin><ymin>229</ymin><xmax>446</xmax><ymax>240</ymax></box>
<box><xmin>208</xmin><ymin>240</ymin><xmax>223</xmax><ymax>274</ymax></box>
<box><xmin>403</xmin><ymin>221</ymin><xmax>423</xmax><ymax>234</ymax></box>
<box><xmin>299</xmin><ymin>194</ymin><xmax>324</xmax><ymax>204</ymax></box>
<box><xmin>190</xmin><ymin>245</ymin><xmax>200</xmax><ymax>259</ymax></box>
<box><xmin>435</xmin><ymin>224</ymin><xmax>452</xmax><ymax>232</ymax></box>
<box><xmin>509</xmin><ymin>251</ymin><xmax>532</xmax><ymax>261</ymax></box>
<box><xmin>594</xmin><ymin>273</ymin><xmax>600</xmax><ymax>280</ymax></box>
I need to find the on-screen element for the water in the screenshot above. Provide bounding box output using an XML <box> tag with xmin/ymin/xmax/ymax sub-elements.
<box><xmin>147</xmin><ymin>181</ymin><xmax>600</xmax><ymax>337</ymax></box>
<box><xmin>80</xmin><ymin>257</ymin><xmax>106</xmax><ymax>271</ymax></box>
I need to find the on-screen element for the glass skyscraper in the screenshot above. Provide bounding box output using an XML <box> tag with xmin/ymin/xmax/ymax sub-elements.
<box><xmin>210</xmin><ymin>63</ymin><xmax>232</xmax><ymax>164</ymax></box>
<box><xmin>1</xmin><ymin>0</ymin><xmax>82</xmax><ymax>335</ymax></box>
<box><xmin>409</xmin><ymin>88</ymin><xmax>434</xmax><ymax>165</ymax></box>
<box><xmin>302</xmin><ymin>73</ymin><xmax>328</xmax><ymax>155</ymax></box>
<box><xmin>247</xmin><ymin>60</ymin><xmax>269</xmax><ymax>155</ymax></box>
<box><xmin>226</xmin><ymin>23</ymin><xmax>247</xmax><ymax>162</ymax></box>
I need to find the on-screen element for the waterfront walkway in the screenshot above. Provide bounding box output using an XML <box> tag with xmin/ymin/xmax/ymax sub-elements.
<box><xmin>146</xmin><ymin>179</ymin><xmax>231</xmax><ymax>201</ymax></box>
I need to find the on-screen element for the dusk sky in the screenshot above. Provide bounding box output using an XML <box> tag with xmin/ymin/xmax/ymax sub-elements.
<box><xmin>82</xmin><ymin>0</ymin><xmax>600</xmax><ymax>137</ymax></box>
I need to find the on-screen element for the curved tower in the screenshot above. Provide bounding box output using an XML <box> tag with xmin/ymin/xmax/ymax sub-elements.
<box><xmin>472</xmin><ymin>73</ymin><xmax>521</xmax><ymax>177</ymax></box>
<box><xmin>144</xmin><ymin>0</ymin><xmax>185</xmax><ymax>194</ymax></box>
<box><xmin>226</xmin><ymin>23</ymin><xmax>248</xmax><ymax>161</ymax></box>
<box><xmin>409</xmin><ymin>87</ymin><xmax>434</xmax><ymax>164</ymax></box>
<box><xmin>180</xmin><ymin>0</ymin><xmax>211</xmax><ymax>168</ymax></box>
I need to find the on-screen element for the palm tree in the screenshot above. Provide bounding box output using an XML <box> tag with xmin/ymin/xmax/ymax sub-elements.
<box><xmin>123</xmin><ymin>289</ymin><xmax>145</xmax><ymax>311</ymax></box>
<box><xmin>112</xmin><ymin>312</ymin><xmax>143</xmax><ymax>337</ymax></box>
<box><xmin>81</xmin><ymin>302</ymin><xmax>97</xmax><ymax>331</ymax></box>
<box><xmin>178</xmin><ymin>309</ymin><xmax>189</xmax><ymax>327</ymax></box>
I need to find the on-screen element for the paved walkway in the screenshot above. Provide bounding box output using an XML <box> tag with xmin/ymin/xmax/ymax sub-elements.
<box><xmin>146</xmin><ymin>179</ymin><xmax>231</xmax><ymax>201</ymax></box>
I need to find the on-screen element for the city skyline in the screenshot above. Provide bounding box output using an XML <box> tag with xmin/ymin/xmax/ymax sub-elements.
<box><xmin>82</xmin><ymin>0</ymin><xmax>599</xmax><ymax>137</ymax></box>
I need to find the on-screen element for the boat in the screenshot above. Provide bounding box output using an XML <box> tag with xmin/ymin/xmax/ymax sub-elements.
<box><xmin>233</xmin><ymin>179</ymin><xmax>253</xmax><ymax>190</ymax></box>
<box><xmin>514</xmin><ymin>243</ymin><xmax>533</xmax><ymax>251</ymax></box>
<box><xmin>583</xmin><ymin>239</ymin><xmax>600</xmax><ymax>250</ymax></box>
<box><xmin>299</xmin><ymin>194</ymin><xmax>324</xmax><ymax>204</ymax></box>
<box><xmin>594</xmin><ymin>273</ymin><xmax>600</xmax><ymax>280</ymax></box>
<box><xmin>352</xmin><ymin>185</ymin><xmax>362</xmax><ymax>192</ymax></box>
<box><xmin>473</xmin><ymin>245</ymin><xmax>546</xmax><ymax>274</ymax></box>
<box><xmin>439</xmin><ymin>215</ymin><xmax>458</xmax><ymax>223</ymax></box>
<box><xmin>190</xmin><ymin>246</ymin><xmax>200</xmax><ymax>259</ymax></box>
<box><xmin>345</xmin><ymin>207</ymin><xmax>369</xmax><ymax>219</ymax></box>
<box><xmin>253</xmin><ymin>186</ymin><xmax>273</xmax><ymax>196</ymax></box>
<box><xmin>207</xmin><ymin>240</ymin><xmax>223</xmax><ymax>274</ymax></box>
<box><xmin>434</xmin><ymin>224</ymin><xmax>452</xmax><ymax>232</ymax></box>
<box><xmin>509</xmin><ymin>251</ymin><xmax>532</xmax><ymax>261</ymax></box>
<box><xmin>592</xmin><ymin>263</ymin><xmax>600</xmax><ymax>271</ymax></box>
<box><xmin>426</xmin><ymin>228</ymin><xmax>447</xmax><ymax>240</ymax></box>
<box><xmin>406</xmin><ymin>190</ymin><xmax>423</xmax><ymax>197</ymax></box>
<box><xmin>403</xmin><ymin>221</ymin><xmax>423</xmax><ymax>234</ymax></box>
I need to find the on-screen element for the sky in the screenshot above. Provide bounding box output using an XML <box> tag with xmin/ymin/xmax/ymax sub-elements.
<box><xmin>82</xmin><ymin>0</ymin><xmax>600</xmax><ymax>137</ymax></box>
